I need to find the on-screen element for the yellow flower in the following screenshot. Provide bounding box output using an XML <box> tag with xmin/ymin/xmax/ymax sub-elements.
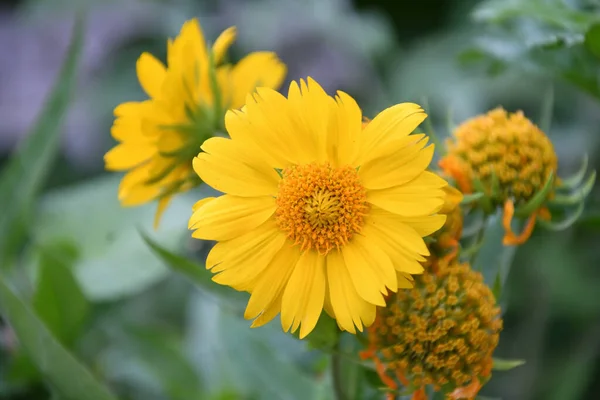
<box><xmin>188</xmin><ymin>78</ymin><xmax>448</xmax><ymax>338</ymax></box>
<box><xmin>361</xmin><ymin>261</ymin><xmax>502</xmax><ymax>398</ymax></box>
<box><xmin>104</xmin><ymin>19</ymin><xmax>286</xmax><ymax>227</ymax></box>
<box><xmin>439</xmin><ymin>108</ymin><xmax>557</xmax><ymax>245</ymax></box>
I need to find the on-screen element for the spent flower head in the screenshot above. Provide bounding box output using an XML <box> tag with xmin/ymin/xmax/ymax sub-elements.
<box><xmin>439</xmin><ymin>107</ymin><xmax>594</xmax><ymax>245</ymax></box>
<box><xmin>104</xmin><ymin>19</ymin><xmax>286</xmax><ymax>227</ymax></box>
<box><xmin>362</xmin><ymin>260</ymin><xmax>502</xmax><ymax>399</ymax></box>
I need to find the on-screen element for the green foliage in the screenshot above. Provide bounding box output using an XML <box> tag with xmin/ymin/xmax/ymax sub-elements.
<box><xmin>491</xmin><ymin>358</ymin><xmax>526</xmax><ymax>371</ymax></box>
<box><xmin>463</xmin><ymin>0</ymin><xmax>600</xmax><ymax>100</ymax></box>
<box><xmin>0</xmin><ymin>279</ymin><xmax>118</xmax><ymax>400</ymax></box>
<box><xmin>0</xmin><ymin>16</ymin><xmax>83</xmax><ymax>268</ymax></box>
<box><xmin>32</xmin><ymin>241</ymin><xmax>90</xmax><ymax>345</ymax></box>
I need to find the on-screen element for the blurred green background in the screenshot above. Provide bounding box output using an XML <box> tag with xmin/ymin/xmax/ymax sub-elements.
<box><xmin>0</xmin><ymin>0</ymin><xmax>599</xmax><ymax>399</ymax></box>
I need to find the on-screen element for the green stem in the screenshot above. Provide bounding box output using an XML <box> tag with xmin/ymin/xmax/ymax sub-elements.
<box><xmin>331</xmin><ymin>343</ymin><xmax>348</xmax><ymax>400</ymax></box>
<box><xmin>468</xmin><ymin>215</ymin><xmax>489</xmax><ymax>265</ymax></box>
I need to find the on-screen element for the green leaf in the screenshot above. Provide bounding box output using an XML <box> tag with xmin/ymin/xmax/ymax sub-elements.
<box><xmin>0</xmin><ymin>16</ymin><xmax>84</xmax><ymax>268</ymax></box>
<box><xmin>32</xmin><ymin>241</ymin><xmax>90</xmax><ymax>346</ymax></box>
<box><xmin>492</xmin><ymin>358</ymin><xmax>526</xmax><ymax>371</ymax></box>
<box><xmin>559</xmin><ymin>154</ymin><xmax>589</xmax><ymax>189</ymax></box>
<box><xmin>461</xmin><ymin>193</ymin><xmax>485</xmax><ymax>204</ymax></box>
<box><xmin>514</xmin><ymin>171</ymin><xmax>554</xmax><ymax>218</ymax></box>
<box><xmin>140</xmin><ymin>231</ymin><xmax>244</xmax><ymax>303</ymax></box>
<box><xmin>492</xmin><ymin>272</ymin><xmax>502</xmax><ymax>301</ymax></box>
<box><xmin>25</xmin><ymin>175</ymin><xmax>198</xmax><ymax>301</ymax></box>
<box><xmin>0</xmin><ymin>278</ymin><xmax>118</xmax><ymax>400</ymax></box>
<box><xmin>550</xmin><ymin>170</ymin><xmax>596</xmax><ymax>206</ymax></box>
<box><xmin>127</xmin><ymin>327</ymin><xmax>205</xmax><ymax>400</ymax></box>
<box><xmin>585</xmin><ymin>23</ymin><xmax>600</xmax><ymax>58</ymax></box>
<box><xmin>538</xmin><ymin>201</ymin><xmax>585</xmax><ymax>231</ymax></box>
<box><xmin>305</xmin><ymin>314</ymin><xmax>339</xmax><ymax>351</ymax></box>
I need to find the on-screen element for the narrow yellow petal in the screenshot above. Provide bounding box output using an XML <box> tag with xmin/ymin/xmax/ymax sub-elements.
<box><xmin>332</xmin><ymin>91</ymin><xmax>362</xmax><ymax>166</ymax></box>
<box><xmin>369</xmin><ymin>206</ymin><xmax>446</xmax><ymax>238</ymax></box>
<box><xmin>245</xmin><ymin>244</ymin><xmax>301</xmax><ymax>320</ymax></box>
<box><xmin>326</xmin><ymin>250</ymin><xmax>378</xmax><ymax>333</ymax></box>
<box><xmin>212</xmin><ymin>26</ymin><xmax>237</xmax><ymax>64</ymax></box>
<box><xmin>341</xmin><ymin>236</ymin><xmax>396</xmax><ymax>306</ymax></box>
<box><xmin>440</xmin><ymin>185</ymin><xmax>464</xmax><ymax>214</ymax></box>
<box><xmin>118</xmin><ymin>164</ymin><xmax>160</xmax><ymax>206</ymax></box>
<box><xmin>280</xmin><ymin>251</ymin><xmax>326</xmax><ymax>338</ymax></box>
<box><xmin>358</xmin><ymin>103</ymin><xmax>426</xmax><ymax>164</ymax></box>
<box><xmin>104</xmin><ymin>143</ymin><xmax>154</xmax><ymax>171</ymax></box>
<box><xmin>190</xmin><ymin>195</ymin><xmax>276</xmax><ymax>240</ymax></box>
<box><xmin>153</xmin><ymin>195</ymin><xmax>173</xmax><ymax>229</ymax></box>
<box><xmin>193</xmin><ymin>137</ymin><xmax>280</xmax><ymax>197</ymax></box>
<box><xmin>228</xmin><ymin>52</ymin><xmax>287</xmax><ymax>109</ymax></box>
<box><xmin>136</xmin><ymin>52</ymin><xmax>166</xmax><ymax>99</ymax></box>
<box><xmin>359</xmin><ymin>140</ymin><xmax>434</xmax><ymax>190</ymax></box>
<box><xmin>367</xmin><ymin>171</ymin><xmax>446</xmax><ymax>217</ymax></box>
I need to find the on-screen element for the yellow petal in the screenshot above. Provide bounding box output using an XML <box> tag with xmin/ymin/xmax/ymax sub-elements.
<box><xmin>440</xmin><ymin>185</ymin><xmax>464</xmax><ymax>214</ymax></box>
<box><xmin>189</xmin><ymin>195</ymin><xmax>276</xmax><ymax>240</ymax></box>
<box><xmin>250</xmin><ymin>290</ymin><xmax>283</xmax><ymax>328</ymax></box>
<box><xmin>118</xmin><ymin>164</ymin><xmax>160</xmax><ymax>206</ymax></box>
<box><xmin>191</xmin><ymin>197</ymin><xmax>216</xmax><ymax>213</ymax></box>
<box><xmin>136</xmin><ymin>52</ymin><xmax>166</xmax><ymax>99</ymax></box>
<box><xmin>341</xmin><ymin>236</ymin><xmax>396</xmax><ymax>306</ymax></box>
<box><xmin>212</xmin><ymin>26</ymin><xmax>237</xmax><ymax>64</ymax></box>
<box><xmin>367</xmin><ymin>171</ymin><xmax>446</xmax><ymax>217</ymax></box>
<box><xmin>359</xmin><ymin>140</ymin><xmax>434</xmax><ymax>190</ymax></box>
<box><xmin>207</xmin><ymin>220</ymin><xmax>286</xmax><ymax>291</ymax></box>
<box><xmin>362</xmin><ymin>214</ymin><xmax>429</xmax><ymax>275</ymax></box>
<box><xmin>225</xmin><ymin>92</ymin><xmax>304</xmax><ymax>167</ymax></box>
<box><xmin>104</xmin><ymin>143</ymin><xmax>154</xmax><ymax>171</ymax></box>
<box><xmin>245</xmin><ymin>244</ymin><xmax>301</xmax><ymax>320</ymax></box>
<box><xmin>228</xmin><ymin>52</ymin><xmax>287</xmax><ymax>109</ymax></box>
<box><xmin>330</xmin><ymin>91</ymin><xmax>362</xmax><ymax>166</ymax></box>
<box><xmin>369</xmin><ymin>206</ymin><xmax>446</xmax><ymax>238</ymax></box>
<box><xmin>281</xmin><ymin>250</ymin><xmax>326</xmax><ymax>339</ymax></box>
<box><xmin>326</xmin><ymin>250</ymin><xmax>377</xmax><ymax>333</ymax></box>
<box><xmin>153</xmin><ymin>195</ymin><xmax>173</xmax><ymax>229</ymax></box>
<box><xmin>193</xmin><ymin>137</ymin><xmax>280</xmax><ymax>197</ymax></box>
<box><xmin>358</xmin><ymin>103</ymin><xmax>426</xmax><ymax>164</ymax></box>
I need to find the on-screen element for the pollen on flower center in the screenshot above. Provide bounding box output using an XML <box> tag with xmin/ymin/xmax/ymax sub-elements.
<box><xmin>275</xmin><ymin>163</ymin><xmax>368</xmax><ymax>254</ymax></box>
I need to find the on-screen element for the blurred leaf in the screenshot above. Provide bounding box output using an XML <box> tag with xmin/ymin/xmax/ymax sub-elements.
<box><xmin>140</xmin><ymin>231</ymin><xmax>244</xmax><ymax>303</ymax></box>
<box><xmin>492</xmin><ymin>358</ymin><xmax>526</xmax><ymax>371</ymax></box>
<box><xmin>0</xmin><ymin>278</ymin><xmax>117</xmax><ymax>400</ymax></box>
<box><xmin>0</xmin><ymin>16</ymin><xmax>84</xmax><ymax>268</ymax></box>
<box><xmin>473</xmin><ymin>0</ymin><xmax>599</xmax><ymax>31</ymax></box>
<box><xmin>472</xmin><ymin>214</ymin><xmax>519</xmax><ymax>302</ymax></box>
<box><xmin>492</xmin><ymin>272</ymin><xmax>502</xmax><ymax>301</ymax></box>
<box><xmin>127</xmin><ymin>327</ymin><xmax>204</xmax><ymax>400</ymax></box>
<box><xmin>584</xmin><ymin>23</ymin><xmax>600</xmax><ymax>58</ymax></box>
<box><xmin>186</xmin><ymin>296</ymin><xmax>325</xmax><ymax>399</ymax></box>
<box><xmin>33</xmin><ymin>241</ymin><xmax>89</xmax><ymax>345</ymax></box>
<box><xmin>305</xmin><ymin>314</ymin><xmax>339</xmax><ymax>352</ymax></box>
<box><xmin>26</xmin><ymin>175</ymin><xmax>200</xmax><ymax>301</ymax></box>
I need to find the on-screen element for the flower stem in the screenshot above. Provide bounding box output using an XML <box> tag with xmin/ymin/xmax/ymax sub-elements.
<box><xmin>331</xmin><ymin>342</ymin><xmax>348</xmax><ymax>400</ymax></box>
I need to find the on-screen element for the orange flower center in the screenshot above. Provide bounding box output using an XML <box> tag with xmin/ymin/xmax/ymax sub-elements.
<box><xmin>275</xmin><ymin>163</ymin><xmax>368</xmax><ymax>254</ymax></box>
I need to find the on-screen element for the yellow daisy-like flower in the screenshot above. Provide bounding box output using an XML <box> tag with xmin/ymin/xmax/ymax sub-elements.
<box><xmin>104</xmin><ymin>19</ymin><xmax>286</xmax><ymax>227</ymax></box>
<box><xmin>188</xmin><ymin>78</ymin><xmax>449</xmax><ymax>338</ymax></box>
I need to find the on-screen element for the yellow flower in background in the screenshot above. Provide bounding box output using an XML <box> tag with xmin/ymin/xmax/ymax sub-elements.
<box><xmin>104</xmin><ymin>19</ymin><xmax>286</xmax><ymax>227</ymax></box>
<box><xmin>189</xmin><ymin>78</ymin><xmax>448</xmax><ymax>338</ymax></box>
<box><xmin>361</xmin><ymin>260</ymin><xmax>502</xmax><ymax>399</ymax></box>
<box><xmin>439</xmin><ymin>108</ymin><xmax>558</xmax><ymax>245</ymax></box>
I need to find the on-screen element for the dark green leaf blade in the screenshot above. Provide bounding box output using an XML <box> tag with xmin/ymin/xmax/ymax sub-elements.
<box><xmin>585</xmin><ymin>23</ymin><xmax>600</xmax><ymax>58</ymax></box>
<box><xmin>0</xmin><ymin>16</ymin><xmax>84</xmax><ymax>268</ymax></box>
<box><xmin>32</xmin><ymin>241</ymin><xmax>90</xmax><ymax>345</ymax></box>
<box><xmin>0</xmin><ymin>278</ymin><xmax>118</xmax><ymax>400</ymax></box>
